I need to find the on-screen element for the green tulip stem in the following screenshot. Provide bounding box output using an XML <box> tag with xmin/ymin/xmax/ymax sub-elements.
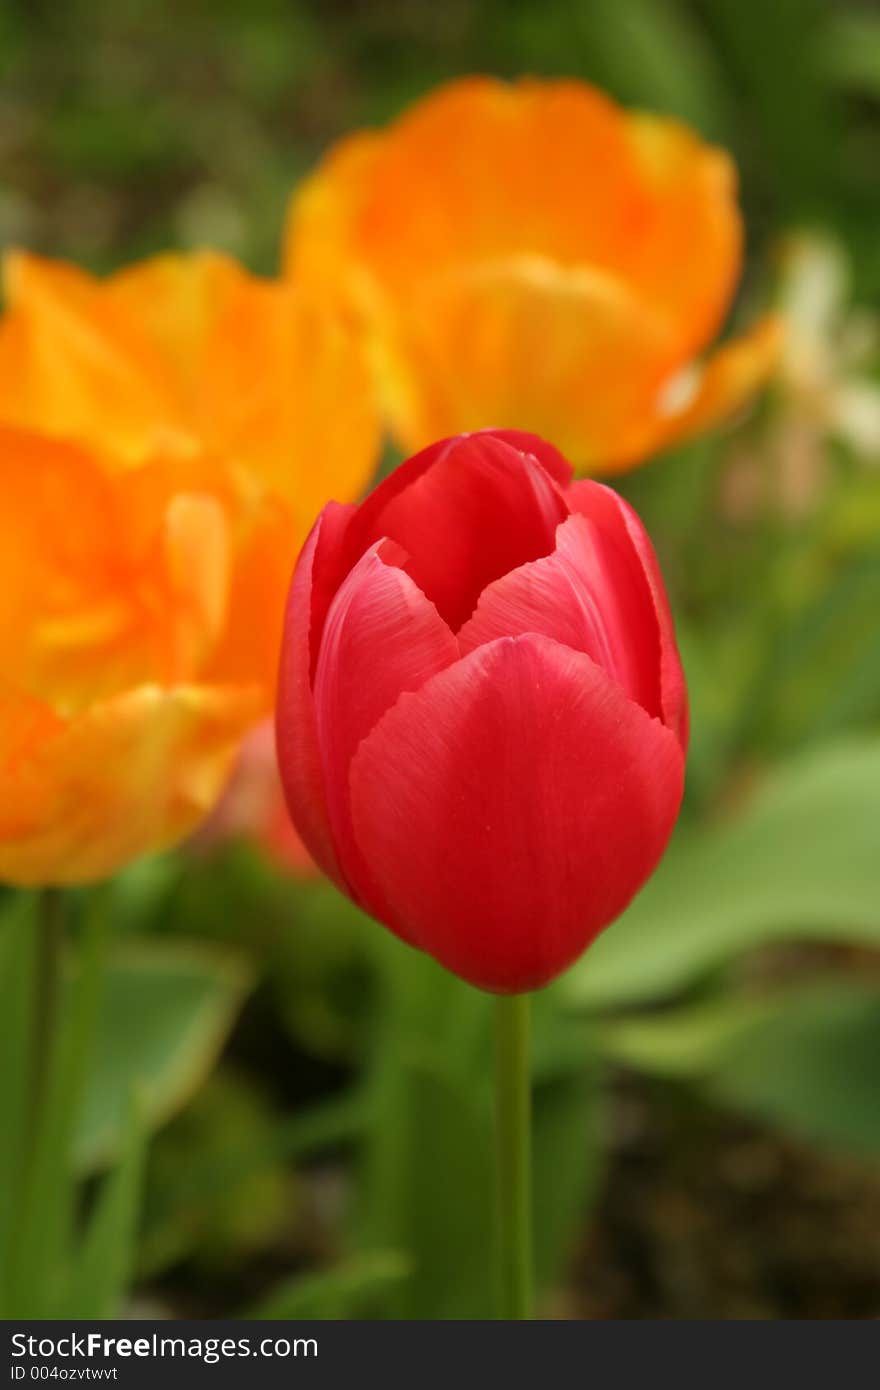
<box><xmin>493</xmin><ymin>991</ymin><xmax>532</xmax><ymax>1319</ymax></box>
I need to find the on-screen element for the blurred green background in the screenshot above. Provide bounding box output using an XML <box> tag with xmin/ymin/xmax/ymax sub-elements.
<box><xmin>2</xmin><ymin>0</ymin><xmax>880</xmax><ymax>1319</ymax></box>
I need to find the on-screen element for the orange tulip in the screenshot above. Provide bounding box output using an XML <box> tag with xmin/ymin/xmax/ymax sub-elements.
<box><xmin>0</xmin><ymin>251</ymin><xmax>380</xmax><ymax>885</ymax></box>
<box><xmin>286</xmin><ymin>77</ymin><xmax>781</xmax><ymax>472</ymax></box>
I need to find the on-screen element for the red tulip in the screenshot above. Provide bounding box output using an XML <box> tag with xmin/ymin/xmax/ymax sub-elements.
<box><xmin>276</xmin><ymin>430</ymin><xmax>687</xmax><ymax>992</ymax></box>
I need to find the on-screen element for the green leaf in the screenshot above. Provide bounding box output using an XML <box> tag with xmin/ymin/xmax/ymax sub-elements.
<box><xmin>532</xmin><ymin>1045</ymin><xmax>604</xmax><ymax>1295</ymax></box>
<box><xmin>75</xmin><ymin>940</ymin><xmax>252</xmax><ymax>1171</ymax></box>
<box><xmin>357</xmin><ymin>940</ymin><xmax>604</xmax><ymax>1316</ymax></box>
<box><xmin>824</xmin><ymin>12</ymin><xmax>880</xmax><ymax>94</ymax></box>
<box><xmin>359</xmin><ymin>1052</ymin><xmax>495</xmax><ymax>1319</ymax></box>
<box><xmin>746</xmin><ymin>554</ymin><xmax>880</xmax><ymax>751</ymax></box>
<box><xmin>702</xmin><ymin>0</ymin><xmax>841</xmax><ymax>215</ymax></box>
<box><xmin>570</xmin><ymin>0</ymin><xmax>733</xmax><ymax>139</ymax></box>
<box><xmin>138</xmin><ymin>1082</ymin><xmax>365</xmax><ymax>1281</ymax></box>
<box><xmin>599</xmin><ymin>982</ymin><xmax>880</xmax><ymax>1157</ymax></box>
<box><xmin>598</xmin><ymin>994</ymin><xmax>778</xmax><ymax>1077</ymax></box>
<box><xmin>355</xmin><ymin>934</ymin><xmax>497</xmax><ymax>1317</ymax></box>
<box><xmin>524</xmin><ymin>999</ymin><xmax>605</xmax><ymax>1295</ymax></box>
<box><xmin>66</xmin><ymin>1094</ymin><xmax>146</xmax><ymax>1317</ymax></box>
<box><xmin>706</xmin><ymin>984</ymin><xmax>880</xmax><ymax>1156</ymax></box>
<box><xmin>564</xmin><ymin>739</ymin><xmax>880</xmax><ymax>1010</ymax></box>
<box><xmin>245</xmin><ymin>1250</ymin><xmax>411</xmax><ymax>1320</ymax></box>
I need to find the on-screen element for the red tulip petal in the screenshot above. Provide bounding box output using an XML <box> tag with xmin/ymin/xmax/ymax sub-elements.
<box><xmin>458</xmin><ymin>512</ymin><xmax>661</xmax><ymax>716</ymax></box>
<box><xmin>314</xmin><ymin>540</ymin><xmax>459</xmax><ymax>912</ymax></box>
<box><xmin>348</xmin><ymin>429</ymin><xmax>569</xmax><ymax>558</ymax></box>
<box><xmin>569</xmin><ymin>481</ymin><xmax>688</xmax><ymax>746</ymax></box>
<box><xmin>344</xmin><ymin>434</ymin><xmax>459</xmax><ymax>558</ymax></box>
<box><xmin>480</xmin><ymin>429</ymin><xmax>573</xmax><ymax>487</ymax></box>
<box><xmin>319</xmin><ymin>435</ymin><xmax>462</xmax><ymax>637</ymax></box>
<box><xmin>348</xmin><ymin>433</ymin><xmax>568</xmax><ymax>630</ymax></box>
<box><xmin>276</xmin><ymin>502</ymin><xmax>354</xmax><ymax>884</ymax></box>
<box><xmin>349</xmin><ymin>632</ymin><xmax>684</xmax><ymax>991</ymax></box>
<box><xmin>613</xmin><ymin>497</ymin><xmax>689</xmax><ymax>749</ymax></box>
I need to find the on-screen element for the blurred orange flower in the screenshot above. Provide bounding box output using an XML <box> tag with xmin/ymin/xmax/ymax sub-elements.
<box><xmin>0</xmin><ymin>251</ymin><xmax>380</xmax><ymax>885</ymax></box>
<box><xmin>286</xmin><ymin>77</ymin><xmax>781</xmax><ymax>473</ymax></box>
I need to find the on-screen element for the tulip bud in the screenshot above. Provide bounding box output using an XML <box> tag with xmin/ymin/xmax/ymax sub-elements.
<box><xmin>277</xmin><ymin>431</ymin><xmax>687</xmax><ymax>992</ymax></box>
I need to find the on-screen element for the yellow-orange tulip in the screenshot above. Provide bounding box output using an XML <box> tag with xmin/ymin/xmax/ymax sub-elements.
<box><xmin>0</xmin><ymin>251</ymin><xmax>380</xmax><ymax>885</ymax></box>
<box><xmin>286</xmin><ymin>77</ymin><xmax>781</xmax><ymax>472</ymax></box>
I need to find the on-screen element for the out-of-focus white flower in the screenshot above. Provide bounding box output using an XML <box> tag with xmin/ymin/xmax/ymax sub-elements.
<box><xmin>777</xmin><ymin>232</ymin><xmax>880</xmax><ymax>464</ymax></box>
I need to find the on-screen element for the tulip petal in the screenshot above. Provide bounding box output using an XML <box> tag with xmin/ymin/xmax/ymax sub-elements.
<box><xmin>276</xmin><ymin>503</ymin><xmax>355</xmax><ymax>885</ymax></box>
<box><xmin>654</xmin><ymin>315</ymin><xmax>784</xmax><ymax>457</ymax></box>
<box><xmin>314</xmin><ymin>542</ymin><xmax>459</xmax><ymax>910</ymax></box>
<box><xmin>286</xmin><ymin>78</ymin><xmax>754</xmax><ymax>472</ymax></box>
<box><xmin>360</xmin><ymin>78</ymin><xmax>645</xmax><ymax>282</ymax></box>
<box><xmin>624</xmin><ymin>113</ymin><xmax>742</xmax><ymax>359</ymax></box>
<box><xmin>161</xmin><ymin>493</ymin><xmax>231</xmax><ymax>677</ymax></box>
<box><xmin>105</xmin><ymin>250</ymin><xmax>250</xmax><ymax>383</ymax></box>
<box><xmin>288</xmin><ymin>77</ymin><xmax>734</xmax><ymax>313</ymax></box>
<box><xmin>342</xmin><ymin>434</ymin><xmax>460</xmax><ymax>558</ymax></box>
<box><xmin>284</xmin><ymin>129</ymin><xmax>386</xmax><ymax>304</ymax></box>
<box><xmin>377</xmin><ymin>257</ymin><xmax>680</xmax><ymax>469</ymax></box>
<box><xmin>111</xmin><ymin>252</ymin><xmax>380</xmax><ymax>519</ymax></box>
<box><xmin>0</xmin><ymin>428</ymin><xmax>265</xmax><ymax>702</ymax></box>
<box><xmin>483</xmin><ymin>429</ymin><xmax>573</xmax><ymax>487</ymax></box>
<box><xmin>194</xmin><ymin>277</ymin><xmax>381</xmax><ymax>527</ymax></box>
<box><xmin>192</xmin><ymin>483</ymin><xmax>294</xmax><ymax>699</ymax></box>
<box><xmin>0</xmin><ymin>251</ymin><xmax>381</xmax><ymax>517</ymax></box>
<box><xmin>0</xmin><ymin>253</ymin><xmax>179</xmax><ymax>464</ymax></box>
<box><xmin>349</xmin><ymin>633</ymin><xmax>684</xmax><ymax>991</ymax></box>
<box><xmin>0</xmin><ymin>427</ymin><xmax>122</xmax><ymax>700</ymax></box>
<box><xmin>0</xmin><ymin>682</ymin><xmax>259</xmax><ymax>886</ymax></box>
<box><xmin>347</xmin><ymin>431</ymin><xmax>568</xmax><ymax>630</ymax></box>
<box><xmin>568</xmin><ymin>481</ymin><xmax>688</xmax><ymax>745</ymax></box>
<box><xmin>304</xmin><ymin>437</ymin><xmax>476</xmax><ymax>656</ymax></box>
<box><xmin>458</xmin><ymin>513</ymin><xmax>661</xmax><ymax>717</ymax></box>
<box><xmin>346</xmin><ymin>428</ymin><xmax>569</xmax><ymax>561</ymax></box>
